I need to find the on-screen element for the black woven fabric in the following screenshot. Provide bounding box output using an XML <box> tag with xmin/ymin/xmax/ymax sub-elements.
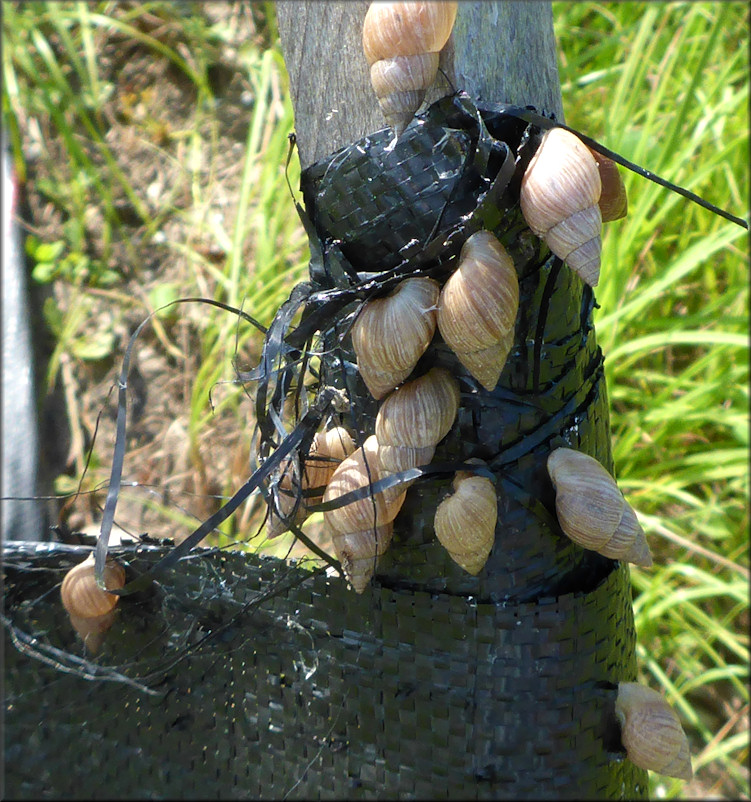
<box><xmin>4</xmin><ymin>543</ymin><xmax>646</xmax><ymax>799</ymax></box>
<box><xmin>3</xmin><ymin>93</ymin><xmax>649</xmax><ymax>798</ymax></box>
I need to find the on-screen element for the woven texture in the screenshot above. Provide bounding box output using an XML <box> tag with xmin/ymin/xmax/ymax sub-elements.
<box><xmin>4</xmin><ymin>543</ymin><xmax>647</xmax><ymax>799</ymax></box>
<box><xmin>4</xmin><ymin>94</ymin><xmax>649</xmax><ymax>799</ymax></box>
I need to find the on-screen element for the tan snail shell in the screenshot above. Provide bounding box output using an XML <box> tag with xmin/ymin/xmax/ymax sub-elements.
<box><xmin>546</xmin><ymin>448</ymin><xmax>653</xmax><ymax>567</ymax></box>
<box><xmin>363</xmin><ymin>1</ymin><xmax>458</xmax><ymax>134</ymax></box>
<box><xmin>267</xmin><ymin>426</ymin><xmax>356</xmax><ymax>538</ymax></box>
<box><xmin>60</xmin><ymin>554</ymin><xmax>126</xmax><ymax>653</ymax></box>
<box><xmin>520</xmin><ymin>127</ymin><xmax>603</xmax><ymax>288</ymax></box>
<box><xmin>323</xmin><ymin>435</ymin><xmax>406</xmax><ymax>593</ymax></box>
<box><xmin>615</xmin><ymin>682</ymin><xmax>693</xmax><ymax>780</ymax></box>
<box><xmin>434</xmin><ymin>463</ymin><xmax>497</xmax><ymax>574</ymax></box>
<box><xmin>437</xmin><ymin>231</ymin><xmax>519</xmax><ymax>391</ymax></box>
<box><xmin>375</xmin><ymin>366</ymin><xmax>461</xmax><ymax>477</ymax></box>
<box><xmin>589</xmin><ymin>148</ymin><xmax>628</xmax><ymax>222</ymax></box>
<box><xmin>351</xmin><ymin>277</ymin><xmax>440</xmax><ymax>400</ymax></box>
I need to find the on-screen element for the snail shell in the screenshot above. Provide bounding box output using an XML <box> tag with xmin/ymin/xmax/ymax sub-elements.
<box><xmin>352</xmin><ymin>277</ymin><xmax>440</xmax><ymax>400</ymax></box>
<box><xmin>437</xmin><ymin>231</ymin><xmax>519</xmax><ymax>391</ymax></box>
<box><xmin>375</xmin><ymin>366</ymin><xmax>461</xmax><ymax>476</ymax></box>
<box><xmin>615</xmin><ymin>682</ymin><xmax>693</xmax><ymax>780</ymax></box>
<box><xmin>589</xmin><ymin>148</ymin><xmax>628</xmax><ymax>222</ymax></box>
<box><xmin>363</xmin><ymin>1</ymin><xmax>458</xmax><ymax>134</ymax></box>
<box><xmin>323</xmin><ymin>435</ymin><xmax>406</xmax><ymax>593</ymax></box>
<box><xmin>546</xmin><ymin>448</ymin><xmax>653</xmax><ymax>567</ymax></box>
<box><xmin>60</xmin><ymin>554</ymin><xmax>126</xmax><ymax>653</ymax></box>
<box><xmin>434</xmin><ymin>464</ymin><xmax>497</xmax><ymax>574</ymax></box>
<box><xmin>520</xmin><ymin>127</ymin><xmax>603</xmax><ymax>287</ymax></box>
<box><xmin>267</xmin><ymin>426</ymin><xmax>355</xmax><ymax>538</ymax></box>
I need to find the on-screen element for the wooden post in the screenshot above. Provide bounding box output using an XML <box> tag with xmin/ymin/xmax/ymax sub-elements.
<box><xmin>276</xmin><ymin>1</ymin><xmax>564</xmax><ymax>169</ymax></box>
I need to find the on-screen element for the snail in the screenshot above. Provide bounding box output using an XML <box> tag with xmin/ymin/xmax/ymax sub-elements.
<box><xmin>546</xmin><ymin>448</ymin><xmax>653</xmax><ymax>567</ymax></box>
<box><xmin>362</xmin><ymin>1</ymin><xmax>458</xmax><ymax>135</ymax></box>
<box><xmin>323</xmin><ymin>435</ymin><xmax>406</xmax><ymax>593</ymax></box>
<box><xmin>520</xmin><ymin>126</ymin><xmax>603</xmax><ymax>287</ymax></box>
<box><xmin>60</xmin><ymin>554</ymin><xmax>126</xmax><ymax>653</ymax></box>
<box><xmin>434</xmin><ymin>462</ymin><xmax>497</xmax><ymax>574</ymax></box>
<box><xmin>374</xmin><ymin>366</ymin><xmax>461</xmax><ymax>477</ymax></box>
<box><xmin>267</xmin><ymin>426</ymin><xmax>355</xmax><ymax>538</ymax></box>
<box><xmin>436</xmin><ymin>230</ymin><xmax>519</xmax><ymax>391</ymax></box>
<box><xmin>351</xmin><ymin>276</ymin><xmax>440</xmax><ymax>400</ymax></box>
<box><xmin>589</xmin><ymin>148</ymin><xmax>628</xmax><ymax>222</ymax></box>
<box><xmin>615</xmin><ymin>682</ymin><xmax>693</xmax><ymax>780</ymax></box>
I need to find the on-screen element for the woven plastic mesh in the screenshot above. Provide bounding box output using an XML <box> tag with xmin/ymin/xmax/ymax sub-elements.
<box><xmin>4</xmin><ymin>543</ymin><xmax>647</xmax><ymax>799</ymax></box>
<box><xmin>4</xmin><ymin>93</ymin><xmax>649</xmax><ymax>798</ymax></box>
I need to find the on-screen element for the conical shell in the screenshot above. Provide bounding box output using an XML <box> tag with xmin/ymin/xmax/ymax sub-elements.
<box><xmin>615</xmin><ymin>682</ymin><xmax>693</xmax><ymax>780</ymax></box>
<box><xmin>437</xmin><ymin>231</ymin><xmax>519</xmax><ymax>390</ymax></box>
<box><xmin>60</xmin><ymin>554</ymin><xmax>125</xmax><ymax>652</ymax></box>
<box><xmin>589</xmin><ymin>148</ymin><xmax>628</xmax><ymax>222</ymax></box>
<box><xmin>363</xmin><ymin>2</ymin><xmax>458</xmax><ymax>134</ymax></box>
<box><xmin>434</xmin><ymin>468</ymin><xmax>497</xmax><ymax>574</ymax></box>
<box><xmin>323</xmin><ymin>435</ymin><xmax>406</xmax><ymax>593</ymax></box>
<box><xmin>520</xmin><ymin>127</ymin><xmax>603</xmax><ymax>287</ymax></box>
<box><xmin>267</xmin><ymin>426</ymin><xmax>355</xmax><ymax>538</ymax></box>
<box><xmin>546</xmin><ymin>448</ymin><xmax>653</xmax><ymax>567</ymax></box>
<box><xmin>369</xmin><ymin>53</ymin><xmax>439</xmax><ymax>134</ymax></box>
<box><xmin>375</xmin><ymin>366</ymin><xmax>460</xmax><ymax>474</ymax></box>
<box><xmin>352</xmin><ymin>277</ymin><xmax>440</xmax><ymax>400</ymax></box>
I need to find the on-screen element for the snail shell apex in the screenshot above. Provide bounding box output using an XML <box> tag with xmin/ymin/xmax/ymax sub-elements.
<box><xmin>437</xmin><ymin>230</ymin><xmax>519</xmax><ymax>391</ymax></box>
<box><xmin>434</xmin><ymin>468</ymin><xmax>497</xmax><ymax>574</ymax></box>
<box><xmin>362</xmin><ymin>2</ymin><xmax>458</xmax><ymax>134</ymax></box>
<box><xmin>615</xmin><ymin>682</ymin><xmax>693</xmax><ymax>780</ymax></box>
<box><xmin>352</xmin><ymin>277</ymin><xmax>440</xmax><ymax>400</ymax></box>
<box><xmin>520</xmin><ymin>127</ymin><xmax>603</xmax><ymax>287</ymax></box>
<box><xmin>323</xmin><ymin>435</ymin><xmax>405</xmax><ymax>593</ymax></box>
<box><xmin>546</xmin><ymin>448</ymin><xmax>653</xmax><ymax>567</ymax></box>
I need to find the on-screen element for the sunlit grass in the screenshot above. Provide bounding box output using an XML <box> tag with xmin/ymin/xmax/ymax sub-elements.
<box><xmin>556</xmin><ymin>2</ymin><xmax>748</xmax><ymax>797</ymax></box>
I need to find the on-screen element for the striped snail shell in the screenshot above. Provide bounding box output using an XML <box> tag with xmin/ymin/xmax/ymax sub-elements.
<box><xmin>546</xmin><ymin>448</ymin><xmax>653</xmax><ymax>567</ymax></box>
<box><xmin>434</xmin><ymin>462</ymin><xmax>497</xmax><ymax>574</ymax></box>
<box><xmin>323</xmin><ymin>435</ymin><xmax>406</xmax><ymax>593</ymax></box>
<box><xmin>351</xmin><ymin>277</ymin><xmax>440</xmax><ymax>400</ymax></box>
<box><xmin>437</xmin><ymin>230</ymin><xmax>519</xmax><ymax>391</ymax></box>
<box><xmin>520</xmin><ymin>126</ymin><xmax>603</xmax><ymax>288</ymax></box>
<box><xmin>589</xmin><ymin>148</ymin><xmax>628</xmax><ymax>222</ymax></box>
<box><xmin>267</xmin><ymin>426</ymin><xmax>355</xmax><ymax>538</ymax></box>
<box><xmin>375</xmin><ymin>366</ymin><xmax>461</xmax><ymax>477</ymax></box>
<box><xmin>60</xmin><ymin>554</ymin><xmax>126</xmax><ymax>653</ymax></box>
<box><xmin>615</xmin><ymin>682</ymin><xmax>693</xmax><ymax>780</ymax></box>
<box><xmin>363</xmin><ymin>1</ymin><xmax>458</xmax><ymax>135</ymax></box>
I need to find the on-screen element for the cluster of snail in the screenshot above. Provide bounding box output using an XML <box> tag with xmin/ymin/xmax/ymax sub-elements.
<box><xmin>267</xmin><ymin>231</ymin><xmax>510</xmax><ymax>592</ymax></box>
<box><xmin>264</xmin><ymin>1</ymin><xmax>689</xmax><ymax>783</ymax></box>
<box><xmin>363</xmin><ymin>1</ymin><xmax>627</xmax><ymax>290</ymax></box>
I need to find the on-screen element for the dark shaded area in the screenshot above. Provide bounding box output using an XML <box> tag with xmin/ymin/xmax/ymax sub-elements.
<box><xmin>3</xmin><ymin>542</ymin><xmax>645</xmax><ymax>799</ymax></box>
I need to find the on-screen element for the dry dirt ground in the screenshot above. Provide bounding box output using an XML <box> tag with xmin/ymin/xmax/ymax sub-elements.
<box><xmin>18</xmin><ymin>3</ymin><xmax>311</xmax><ymax>557</ymax></box>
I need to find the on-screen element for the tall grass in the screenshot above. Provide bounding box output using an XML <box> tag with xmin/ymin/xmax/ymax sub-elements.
<box><xmin>555</xmin><ymin>3</ymin><xmax>749</xmax><ymax>798</ymax></box>
<box><xmin>3</xmin><ymin>2</ymin><xmax>747</xmax><ymax>798</ymax></box>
